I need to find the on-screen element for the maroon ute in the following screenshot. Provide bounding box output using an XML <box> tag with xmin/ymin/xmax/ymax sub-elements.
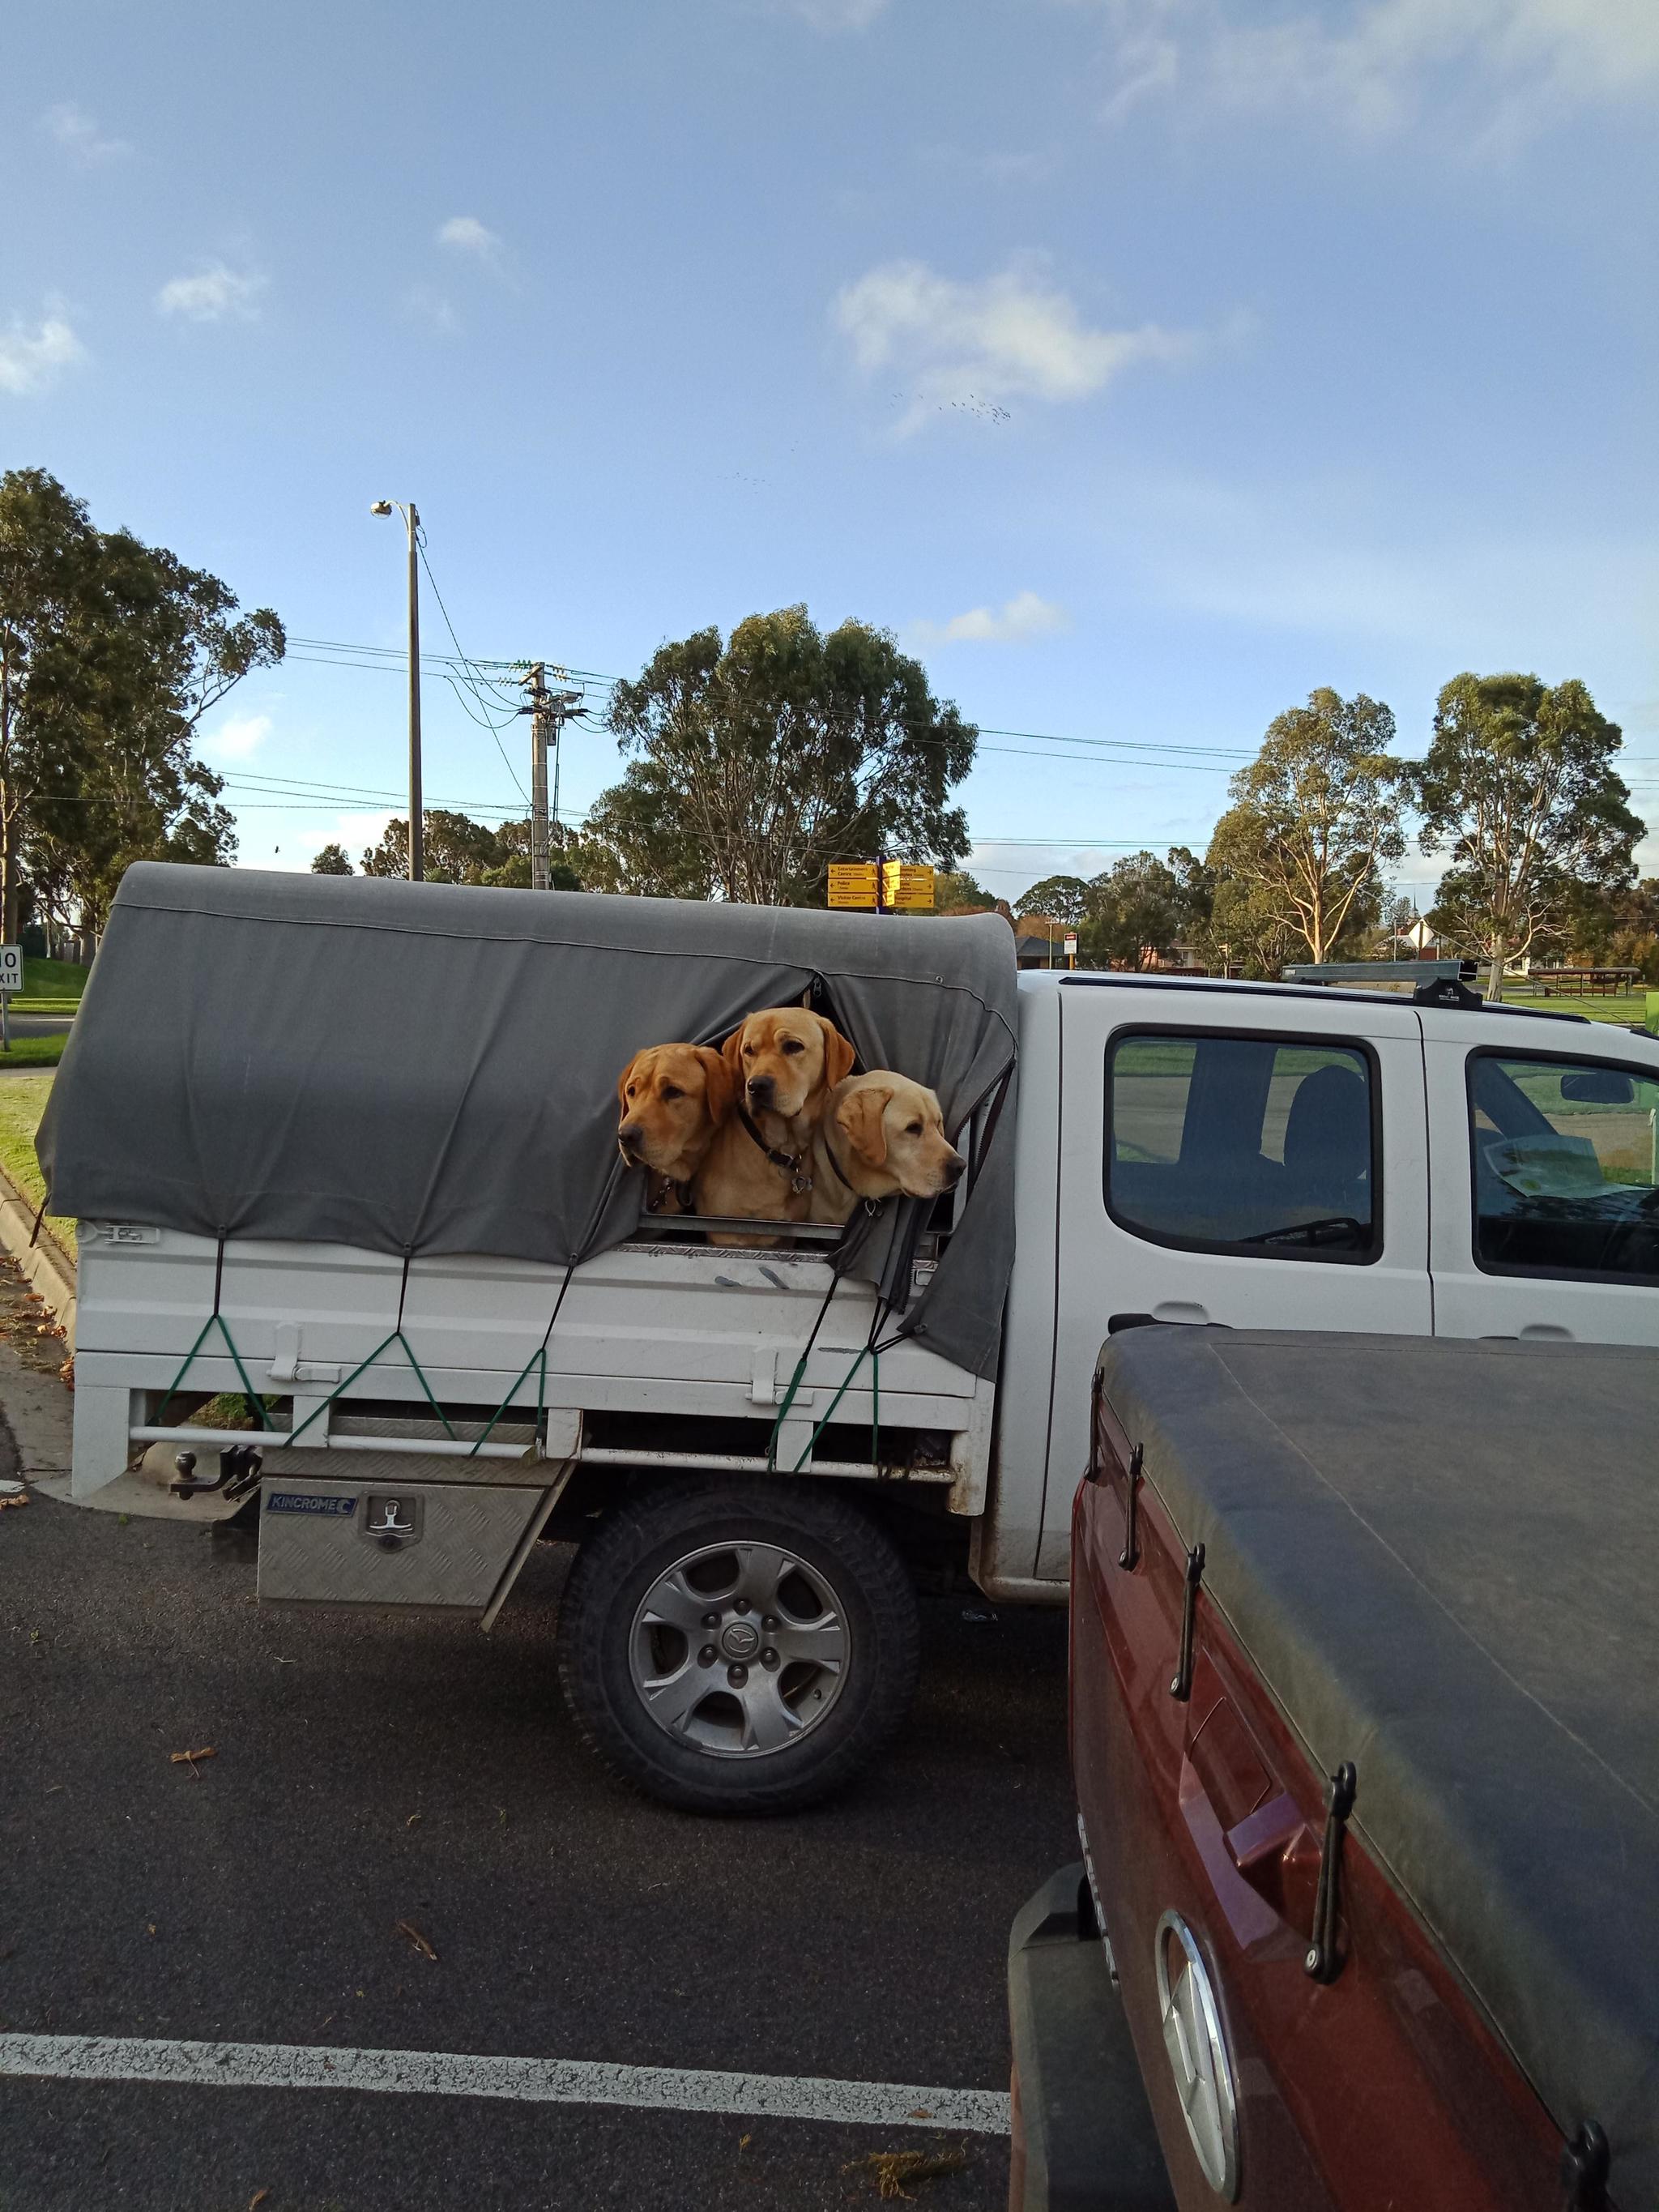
<box><xmin>1009</xmin><ymin>1327</ymin><xmax>1658</xmax><ymax>2212</ymax></box>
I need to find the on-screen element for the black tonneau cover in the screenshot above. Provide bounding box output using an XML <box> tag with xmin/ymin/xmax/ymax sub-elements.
<box><xmin>1095</xmin><ymin>1328</ymin><xmax>1659</xmax><ymax>2203</ymax></box>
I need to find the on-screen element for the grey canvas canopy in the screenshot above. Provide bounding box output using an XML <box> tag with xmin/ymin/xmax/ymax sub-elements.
<box><xmin>40</xmin><ymin>865</ymin><xmax>1019</xmax><ymax>1376</ymax></box>
<box><xmin>1096</xmin><ymin>1326</ymin><xmax>1659</xmax><ymax>2205</ymax></box>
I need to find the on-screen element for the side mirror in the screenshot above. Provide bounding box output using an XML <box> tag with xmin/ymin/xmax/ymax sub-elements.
<box><xmin>1559</xmin><ymin>1068</ymin><xmax>1635</xmax><ymax>1106</ymax></box>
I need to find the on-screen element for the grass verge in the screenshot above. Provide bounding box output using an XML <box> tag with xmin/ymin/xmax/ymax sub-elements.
<box><xmin>0</xmin><ymin>1032</ymin><xmax>68</xmax><ymax>1067</ymax></box>
<box><xmin>0</xmin><ymin>1071</ymin><xmax>73</xmax><ymax>1258</ymax></box>
<box><xmin>16</xmin><ymin>955</ymin><xmax>88</xmax><ymax>1007</ymax></box>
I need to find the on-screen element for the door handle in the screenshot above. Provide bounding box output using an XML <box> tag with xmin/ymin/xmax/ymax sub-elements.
<box><xmin>1152</xmin><ymin>1300</ymin><xmax>1211</xmax><ymax>1326</ymax></box>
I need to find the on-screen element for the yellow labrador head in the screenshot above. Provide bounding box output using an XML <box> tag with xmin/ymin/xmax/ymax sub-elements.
<box><xmin>616</xmin><ymin>1044</ymin><xmax>736</xmax><ymax>1175</ymax></box>
<box><xmin>723</xmin><ymin>1007</ymin><xmax>855</xmax><ymax>1123</ymax></box>
<box><xmin>834</xmin><ymin>1073</ymin><xmax>965</xmax><ymax>1197</ymax></box>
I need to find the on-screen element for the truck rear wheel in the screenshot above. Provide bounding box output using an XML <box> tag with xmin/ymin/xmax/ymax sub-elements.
<box><xmin>556</xmin><ymin>1478</ymin><xmax>919</xmax><ymax>1815</ymax></box>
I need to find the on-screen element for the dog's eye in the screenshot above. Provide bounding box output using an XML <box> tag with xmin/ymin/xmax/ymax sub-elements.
<box><xmin>906</xmin><ymin>1122</ymin><xmax>923</xmax><ymax>1135</ymax></box>
<box><xmin>743</xmin><ymin>1044</ymin><xmax>755</xmax><ymax>1057</ymax></box>
<box><xmin>660</xmin><ymin>1084</ymin><xmax>682</xmax><ymax>1101</ymax></box>
<box><xmin>625</xmin><ymin>1085</ymin><xmax>637</xmax><ymax>1099</ymax></box>
<box><xmin>782</xmin><ymin>1040</ymin><xmax>804</xmax><ymax>1055</ymax></box>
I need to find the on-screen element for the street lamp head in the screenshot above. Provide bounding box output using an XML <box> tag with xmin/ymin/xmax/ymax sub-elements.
<box><xmin>369</xmin><ymin>500</ymin><xmax>393</xmax><ymax>517</ymax></box>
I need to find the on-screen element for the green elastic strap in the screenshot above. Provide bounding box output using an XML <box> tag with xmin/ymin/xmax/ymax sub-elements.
<box><xmin>156</xmin><ymin>1310</ymin><xmax>271</xmax><ymax>1433</ymax></box>
<box><xmin>285</xmin><ymin>1329</ymin><xmax>458</xmax><ymax>1448</ymax></box>
<box><xmin>467</xmin><ymin>1347</ymin><xmax>548</xmax><ymax>1459</ymax></box>
<box><xmin>766</xmin><ymin>1342</ymin><xmax>881</xmax><ymax>1475</ymax></box>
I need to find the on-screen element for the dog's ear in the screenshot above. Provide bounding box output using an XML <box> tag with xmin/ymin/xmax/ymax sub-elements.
<box><xmin>819</xmin><ymin>1017</ymin><xmax>857</xmax><ymax>1088</ymax></box>
<box><xmin>721</xmin><ymin>1021</ymin><xmax>748</xmax><ymax>1089</ymax></box>
<box><xmin>698</xmin><ymin>1046</ymin><xmax>736</xmax><ymax>1124</ymax></box>
<box><xmin>838</xmin><ymin>1083</ymin><xmax>891</xmax><ymax>1168</ymax></box>
<box><xmin>616</xmin><ymin>1050</ymin><xmax>646</xmax><ymax>1115</ymax></box>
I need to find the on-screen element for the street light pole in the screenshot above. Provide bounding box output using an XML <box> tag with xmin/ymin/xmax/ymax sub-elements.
<box><xmin>371</xmin><ymin>500</ymin><xmax>424</xmax><ymax>881</ymax></box>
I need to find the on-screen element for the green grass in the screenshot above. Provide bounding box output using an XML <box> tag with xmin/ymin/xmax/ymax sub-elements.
<box><xmin>1501</xmin><ymin>990</ymin><xmax>1653</xmax><ymax>1030</ymax></box>
<box><xmin>0</xmin><ymin>1070</ymin><xmax>71</xmax><ymax>1257</ymax></box>
<box><xmin>0</xmin><ymin>1031</ymin><xmax>68</xmax><ymax>1066</ymax></box>
<box><xmin>15</xmin><ymin>954</ymin><xmax>88</xmax><ymax>1011</ymax></box>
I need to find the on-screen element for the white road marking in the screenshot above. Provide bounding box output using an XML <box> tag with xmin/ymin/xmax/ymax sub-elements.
<box><xmin>0</xmin><ymin>2033</ymin><xmax>1009</xmax><ymax>2134</ymax></box>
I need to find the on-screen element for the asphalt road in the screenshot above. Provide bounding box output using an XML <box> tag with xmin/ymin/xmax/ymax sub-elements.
<box><xmin>0</xmin><ymin>1289</ymin><xmax>1073</xmax><ymax>2211</ymax></box>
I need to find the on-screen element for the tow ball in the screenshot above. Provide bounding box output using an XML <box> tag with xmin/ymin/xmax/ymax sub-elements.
<box><xmin>171</xmin><ymin>1445</ymin><xmax>264</xmax><ymax>1502</ymax></box>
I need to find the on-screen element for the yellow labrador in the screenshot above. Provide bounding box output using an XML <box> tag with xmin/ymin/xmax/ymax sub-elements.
<box><xmin>808</xmin><ymin>1071</ymin><xmax>966</xmax><ymax>1225</ymax></box>
<box><xmin>616</xmin><ymin>1044</ymin><xmax>736</xmax><ymax>1214</ymax></box>
<box><xmin>692</xmin><ymin>1007</ymin><xmax>856</xmax><ymax>1236</ymax></box>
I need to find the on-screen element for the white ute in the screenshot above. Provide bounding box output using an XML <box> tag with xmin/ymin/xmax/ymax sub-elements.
<box><xmin>53</xmin><ymin>869</ymin><xmax>1659</xmax><ymax>1811</ymax></box>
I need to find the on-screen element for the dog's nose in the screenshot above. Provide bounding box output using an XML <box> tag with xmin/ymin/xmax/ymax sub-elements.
<box><xmin>619</xmin><ymin>1127</ymin><xmax>644</xmax><ymax>1161</ymax></box>
<box><xmin>747</xmin><ymin>1075</ymin><xmax>774</xmax><ymax>1104</ymax></box>
<box><xmin>943</xmin><ymin>1154</ymin><xmax>965</xmax><ymax>1185</ymax></box>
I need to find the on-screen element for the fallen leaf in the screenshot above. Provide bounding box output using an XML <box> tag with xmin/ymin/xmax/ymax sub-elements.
<box><xmin>168</xmin><ymin>1746</ymin><xmax>217</xmax><ymax>1777</ymax></box>
<box><xmin>843</xmin><ymin>2149</ymin><xmax>970</xmax><ymax>2202</ymax></box>
<box><xmin>406</xmin><ymin>1813</ymin><xmax>421</xmax><ymax>1827</ymax></box>
<box><xmin>739</xmin><ymin>2134</ymin><xmax>752</xmax><ymax>2150</ymax></box>
<box><xmin>146</xmin><ymin>1924</ymin><xmax>157</xmax><ymax>1937</ymax></box>
<box><xmin>43</xmin><ymin>1784</ymin><xmax>62</xmax><ymax>1796</ymax></box>
<box><xmin>0</xmin><ymin>1492</ymin><xmax>28</xmax><ymax>1513</ymax></box>
<box><xmin>249</xmin><ymin>2192</ymin><xmax>269</xmax><ymax>2210</ymax></box>
<box><xmin>394</xmin><ymin>1919</ymin><xmax>438</xmax><ymax>1962</ymax></box>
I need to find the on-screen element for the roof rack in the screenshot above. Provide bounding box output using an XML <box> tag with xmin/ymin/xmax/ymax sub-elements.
<box><xmin>1282</xmin><ymin>959</ymin><xmax>1484</xmax><ymax>1010</ymax></box>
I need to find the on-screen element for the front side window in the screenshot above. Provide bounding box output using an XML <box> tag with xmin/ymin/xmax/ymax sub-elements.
<box><xmin>1469</xmin><ymin>1054</ymin><xmax>1659</xmax><ymax>1282</ymax></box>
<box><xmin>1107</xmin><ymin>1031</ymin><xmax>1379</xmax><ymax>1262</ymax></box>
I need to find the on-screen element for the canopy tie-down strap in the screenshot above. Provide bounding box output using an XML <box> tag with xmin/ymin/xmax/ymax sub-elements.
<box><xmin>160</xmin><ymin>1241</ymin><xmax>582</xmax><ymax>1469</ymax></box>
<box><xmin>766</xmin><ymin>1269</ymin><xmax>893</xmax><ymax>1477</ymax></box>
<box><xmin>155</xmin><ymin>1236</ymin><xmax>271</xmax><ymax>1433</ymax></box>
<box><xmin>286</xmin><ymin>1251</ymin><xmax>456</xmax><ymax>1449</ymax></box>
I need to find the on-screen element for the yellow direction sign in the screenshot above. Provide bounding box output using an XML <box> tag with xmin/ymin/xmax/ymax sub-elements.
<box><xmin>827</xmin><ymin>862</ymin><xmax>879</xmax><ymax>910</ymax></box>
<box><xmin>881</xmin><ymin>861</ymin><xmax>935</xmax><ymax>911</ymax></box>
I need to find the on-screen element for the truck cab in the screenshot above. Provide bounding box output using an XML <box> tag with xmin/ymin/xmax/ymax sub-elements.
<box><xmin>977</xmin><ymin>971</ymin><xmax>1659</xmax><ymax>1597</ymax></box>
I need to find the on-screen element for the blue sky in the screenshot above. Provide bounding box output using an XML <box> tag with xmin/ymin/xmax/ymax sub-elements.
<box><xmin>4</xmin><ymin>0</ymin><xmax>1656</xmax><ymax>904</ymax></box>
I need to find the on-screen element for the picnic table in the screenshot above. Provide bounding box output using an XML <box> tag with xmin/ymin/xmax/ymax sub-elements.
<box><xmin>1520</xmin><ymin>967</ymin><xmax>1642</xmax><ymax>999</ymax></box>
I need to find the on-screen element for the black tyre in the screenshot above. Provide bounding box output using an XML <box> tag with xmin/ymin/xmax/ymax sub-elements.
<box><xmin>556</xmin><ymin>1478</ymin><xmax>920</xmax><ymax>1815</ymax></box>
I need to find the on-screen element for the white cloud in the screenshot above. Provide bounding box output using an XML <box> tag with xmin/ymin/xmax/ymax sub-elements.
<box><xmin>41</xmin><ymin>103</ymin><xmax>130</xmax><ymax>163</ymax></box>
<box><xmin>437</xmin><ymin>216</ymin><xmax>502</xmax><ymax>259</ymax></box>
<box><xmin>203</xmin><ymin>713</ymin><xmax>271</xmax><ymax>762</ymax></box>
<box><xmin>1093</xmin><ymin>0</ymin><xmax>1659</xmax><ymax>137</ymax></box>
<box><xmin>156</xmin><ymin>263</ymin><xmax>267</xmax><ymax>322</ymax></box>
<box><xmin>0</xmin><ymin>310</ymin><xmax>87</xmax><ymax>397</ymax></box>
<box><xmin>912</xmin><ymin>591</ymin><xmax>1071</xmax><ymax>646</ymax></box>
<box><xmin>834</xmin><ymin>258</ymin><xmax>1191</xmax><ymax>430</ymax></box>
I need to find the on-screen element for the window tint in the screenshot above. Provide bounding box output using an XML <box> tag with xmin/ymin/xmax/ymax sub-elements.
<box><xmin>1107</xmin><ymin>1032</ymin><xmax>1378</xmax><ymax>1262</ymax></box>
<box><xmin>1469</xmin><ymin>1055</ymin><xmax>1659</xmax><ymax>1281</ymax></box>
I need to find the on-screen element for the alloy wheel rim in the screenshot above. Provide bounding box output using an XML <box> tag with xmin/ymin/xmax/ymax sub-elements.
<box><xmin>628</xmin><ymin>1539</ymin><xmax>851</xmax><ymax>1757</ymax></box>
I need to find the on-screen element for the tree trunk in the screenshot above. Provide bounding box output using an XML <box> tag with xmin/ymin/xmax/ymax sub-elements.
<box><xmin>1486</xmin><ymin>925</ymin><xmax>1508</xmax><ymax>1004</ymax></box>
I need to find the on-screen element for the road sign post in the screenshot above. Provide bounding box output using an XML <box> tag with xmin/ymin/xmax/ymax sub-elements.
<box><xmin>826</xmin><ymin>860</ymin><xmax>936</xmax><ymax>914</ymax></box>
<box><xmin>827</xmin><ymin>863</ymin><xmax>879</xmax><ymax>912</ymax></box>
<box><xmin>879</xmin><ymin>861</ymin><xmax>936</xmax><ymax>912</ymax></box>
<box><xmin>0</xmin><ymin>944</ymin><xmax>21</xmax><ymax>1055</ymax></box>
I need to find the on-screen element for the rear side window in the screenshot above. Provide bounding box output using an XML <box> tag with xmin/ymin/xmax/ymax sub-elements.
<box><xmin>1468</xmin><ymin>1054</ymin><xmax>1659</xmax><ymax>1283</ymax></box>
<box><xmin>1106</xmin><ymin>1031</ymin><xmax>1379</xmax><ymax>1262</ymax></box>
